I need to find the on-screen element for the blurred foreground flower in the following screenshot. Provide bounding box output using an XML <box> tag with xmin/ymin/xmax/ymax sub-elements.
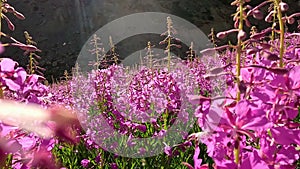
<box><xmin>0</xmin><ymin>99</ymin><xmax>81</xmax><ymax>141</ymax></box>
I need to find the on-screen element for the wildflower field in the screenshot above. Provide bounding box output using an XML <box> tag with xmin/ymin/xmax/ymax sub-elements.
<box><xmin>0</xmin><ymin>0</ymin><xmax>299</xmax><ymax>168</ymax></box>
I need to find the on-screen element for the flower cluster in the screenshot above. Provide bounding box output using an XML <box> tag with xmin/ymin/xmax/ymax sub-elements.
<box><xmin>0</xmin><ymin>58</ymin><xmax>49</xmax><ymax>105</ymax></box>
<box><xmin>187</xmin><ymin>0</ymin><xmax>300</xmax><ymax>168</ymax></box>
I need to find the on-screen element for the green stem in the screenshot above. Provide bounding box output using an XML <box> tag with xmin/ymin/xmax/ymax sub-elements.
<box><xmin>234</xmin><ymin>139</ymin><xmax>240</xmax><ymax>164</ymax></box>
<box><xmin>148</xmin><ymin>42</ymin><xmax>153</xmax><ymax>69</ymax></box>
<box><xmin>167</xmin><ymin>35</ymin><xmax>171</xmax><ymax>72</ymax></box>
<box><xmin>0</xmin><ymin>1</ymin><xmax>3</xmax><ymax>99</ymax></box>
<box><xmin>236</xmin><ymin>1</ymin><xmax>244</xmax><ymax>102</ymax></box>
<box><xmin>234</xmin><ymin>0</ymin><xmax>244</xmax><ymax>166</ymax></box>
<box><xmin>274</xmin><ymin>0</ymin><xmax>285</xmax><ymax>67</ymax></box>
<box><xmin>0</xmin><ymin>0</ymin><xmax>2</xmax><ymax>38</ymax></box>
<box><xmin>163</xmin><ymin>109</ymin><xmax>168</xmax><ymax>130</ymax></box>
<box><xmin>270</xmin><ymin>7</ymin><xmax>277</xmax><ymax>43</ymax></box>
<box><xmin>0</xmin><ymin>86</ymin><xmax>3</xmax><ymax>99</ymax></box>
<box><xmin>29</xmin><ymin>53</ymin><xmax>33</xmax><ymax>74</ymax></box>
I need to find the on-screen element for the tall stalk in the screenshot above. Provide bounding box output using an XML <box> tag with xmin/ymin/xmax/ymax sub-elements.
<box><xmin>0</xmin><ymin>0</ymin><xmax>2</xmax><ymax>38</ymax></box>
<box><xmin>0</xmin><ymin>1</ymin><xmax>3</xmax><ymax>99</ymax></box>
<box><xmin>147</xmin><ymin>41</ymin><xmax>153</xmax><ymax>69</ymax></box>
<box><xmin>274</xmin><ymin>0</ymin><xmax>285</xmax><ymax>67</ymax></box>
<box><xmin>166</xmin><ymin>17</ymin><xmax>172</xmax><ymax>72</ymax></box>
<box><xmin>236</xmin><ymin>1</ymin><xmax>244</xmax><ymax>102</ymax></box>
<box><xmin>234</xmin><ymin>0</ymin><xmax>244</xmax><ymax>165</ymax></box>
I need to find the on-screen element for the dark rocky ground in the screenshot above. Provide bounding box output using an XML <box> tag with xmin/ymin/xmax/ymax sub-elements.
<box><xmin>1</xmin><ymin>0</ymin><xmax>299</xmax><ymax>82</ymax></box>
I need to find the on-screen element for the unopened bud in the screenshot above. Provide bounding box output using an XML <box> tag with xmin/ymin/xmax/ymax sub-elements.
<box><xmin>245</xmin><ymin>19</ymin><xmax>251</xmax><ymax>27</ymax></box>
<box><xmin>246</xmin><ymin>48</ymin><xmax>259</xmax><ymax>55</ymax></box>
<box><xmin>238</xmin><ymin>30</ymin><xmax>247</xmax><ymax>40</ymax></box>
<box><xmin>216</xmin><ymin>31</ymin><xmax>228</xmax><ymax>39</ymax></box>
<box><xmin>14</xmin><ymin>11</ymin><xmax>25</xmax><ymax>20</ymax></box>
<box><xmin>279</xmin><ymin>2</ymin><xmax>288</xmax><ymax>12</ymax></box>
<box><xmin>234</xmin><ymin>19</ymin><xmax>239</xmax><ymax>29</ymax></box>
<box><xmin>11</xmin><ymin>43</ymin><xmax>39</xmax><ymax>52</ymax></box>
<box><xmin>3</xmin><ymin>4</ymin><xmax>15</xmax><ymax>13</ymax></box>
<box><xmin>262</xmin><ymin>51</ymin><xmax>280</xmax><ymax>61</ymax></box>
<box><xmin>265</xmin><ymin>11</ymin><xmax>274</xmax><ymax>23</ymax></box>
<box><xmin>7</xmin><ymin>20</ymin><xmax>15</xmax><ymax>31</ymax></box>
<box><xmin>3</xmin><ymin>15</ymin><xmax>15</xmax><ymax>31</ymax></box>
<box><xmin>287</xmin><ymin>17</ymin><xmax>295</xmax><ymax>24</ymax></box>
<box><xmin>253</xmin><ymin>10</ymin><xmax>263</xmax><ymax>20</ymax></box>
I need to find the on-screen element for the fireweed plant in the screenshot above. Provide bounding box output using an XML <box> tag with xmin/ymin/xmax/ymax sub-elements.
<box><xmin>0</xmin><ymin>0</ymin><xmax>299</xmax><ymax>169</ymax></box>
<box><xmin>0</xmin><ymin>1</ymin><xmax>80</xmax><ymax>168</ymax></box>
<box><xmin>24</xmin><ymin>31</ymin><xmax>45</xmax><ymax>76</ymax></box>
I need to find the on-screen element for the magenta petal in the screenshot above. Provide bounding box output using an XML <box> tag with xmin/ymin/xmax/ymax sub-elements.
<box><xmin>252</xmin><ymin>89</ymin><xmax>270</xmax><ymax>102</ymax></box>
<box><xmin>164</xmin><ymin>145</ymin><xmax>172</xmax><ymax>156</ymax></box>
<box><xmin>215</xmin><ymin>160</ymin><xmax>237</xmax><ymax>169</ymax></box>
<box><xmin>26</xmin><ymin>74</ymin><xmax>45</xmax><ymax>85</ymax></box>
<box><xmin>289</xmin><ymin>65</ymin><xmax>300</xmax><ymax>89</ymax></box>
<box><xmin>285</xmin><ymin>107</ymin><xmax>299</xmax><ymax>119</ymax></box>
<box><xmin>17</xmin><ymin>136</ymin><xmax>37</xmax><ymax>151</ymax></box>
<box><xmin>225</xmin><ymin>107</ymin><xmax>236</xmax><ymax>127</ymax></box>
<box><xmin>242</xmin><ymin>116</ymin><xmax>270</xmax><ymax>130</ymax></box>
<box><xmin>241</xmin><ymin>68</ymin><xmax>252</xmax><ymax>83</ymax></box>
<box><xmin>135</xmin><ymin>124</ymin><xmax>147</xmax><ymax>132</ymax></box>
<box><xmin>0</xmin><ymin>58</ymin><xmax>17</xmax><ymax>72</ymax></box>
<box><xmin>81</xmin><ymin>159</ymin><xmax>90</xmax><ymax>168</ymax></box>
<box><xmin>240</xmin><ymin>151</ymin><xmax>268</xmax><ymax>169</ymax></box>
<box><xmin>5</xmin><ymin>139</ymin><xmax>22</xmax><ymax>153</ymax></box>
<box><xmin>276</xmin><ymin>146</ymin><xmax>300</xmax><ymax>165</ymax></box>
<box><xmin>270</xmin><ymin>127</ymin><xmax>300</xmax><ymax>145</ymax></box>
<box><xmin>15</xmin><ymin>67</ymin><xmax>27</xmax><ymax>84</ymax></box>
<box><xmin>193</xmin><ymin>146</ymin><xmax>202</xmax><ymax>169</ymax></box>
<box><xmin>3</xmin><ymin>78</ymin><xmax>20</xmax><ymax>91</ymax></box>
<box><xmin>235</xmin><ymin>100</ymin><xmax>250</xmax><ymax>118</ymax></box>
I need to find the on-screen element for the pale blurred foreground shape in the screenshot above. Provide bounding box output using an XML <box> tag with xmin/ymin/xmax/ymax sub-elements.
<box><xmin>0</xmin><ymin>99</ymin><xmax>81</xmax><ymax>141</ymax></box>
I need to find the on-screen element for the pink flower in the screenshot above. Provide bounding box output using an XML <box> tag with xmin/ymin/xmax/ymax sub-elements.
<box><xmin>81</xmin><ymin>159</ymin><xmax>90</xmax><ymax>168</ymax></box>
<box><xmin>221</xmin><ymin>100</ymin><xmax>271</xmax><ymax>137</ymax></box>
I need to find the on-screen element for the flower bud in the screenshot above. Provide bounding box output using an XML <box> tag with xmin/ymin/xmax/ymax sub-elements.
<box><xmin>245</xmin><ymin>19</ymin><xmax>251</xmax><ymax>27</ymax></box>
<box><xmin>265</xmin><ymin>11</ymin><xmax>274</xmax><ymax>23</ymax></box>
<box><xmin>238</xmin><ymin>30</ymin><xmax>247</xmax><ymax>41</ymax></box>
<box><xmin>234</xmin><ymin>19</ymin><xmax>239</xmax><ymax>29</ymax></box>
<box><xmin>287</xmin><ymin>17</ymin><xmax>295</xmax><ymax>24</ymax></box>
<box><xmin>3</xmin><ymin>15</ymin><xmax>15</xmax><ymax>31</ymax></box>
<box><xmin>279</xmin><ymin>2</ymin><xmax>288</xmax><ymax>12</ymax></box>
<box><xmin>259</xmin><ymin>42</ymin><xmax>272</xmax><ymax>49</ymax></box>
<box><xmin>253</xmin><ymin>10</ymin><xmax>263</xmax><ymax>20</ymax></box>
<box><xmin>11</xmin><ymin>43</ymin><xmax>39</xmax><ymax>52</ymax></box>
<box><xmin>14</xmin><ymin>11</ymin><xmax>25</xmax><ymax>20</ymax></box>
<box><xmin>245</xmin><ymin>5</ymin><xmax>253</xmax><ymax>10</ymax></box>
<box><xmin>216</xmin><ymin>32</ymin><xmax>228</xmax><ymax>39</ymax></box>
<box><xmin>262</xmin><ymin>51</ymin><xmax>280</xmax><ymax>61</ymax></box>
<box><xmin>5</xmin><ymin>5</ymin><xmax>15</xmax><ymax>13</ymax></box>
<box><xmin>246</xmin><ymin>48</ymin><xmax>259</xmax><ymax>55</ymax></box>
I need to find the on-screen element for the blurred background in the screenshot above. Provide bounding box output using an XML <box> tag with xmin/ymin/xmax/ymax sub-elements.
<box><xmin>1</xmin><ymin>0</ymin><xmax>299</xmax><ymax>82</ymax></box>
